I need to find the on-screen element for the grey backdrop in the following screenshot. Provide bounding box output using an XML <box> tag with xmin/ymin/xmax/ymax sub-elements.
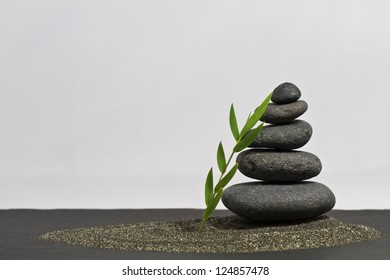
<box><xmin>1</xmin><ymin>0</ymin><xmax>389</xmax><ymax>209</ymax></box>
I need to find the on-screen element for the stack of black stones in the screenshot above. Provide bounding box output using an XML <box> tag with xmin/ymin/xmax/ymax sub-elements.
<box><xmin>222</xmin><ymin>82</ymin><xmax>336</xmax><ymax>222</ymax></box>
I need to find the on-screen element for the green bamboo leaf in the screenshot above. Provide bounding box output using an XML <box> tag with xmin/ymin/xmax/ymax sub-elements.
<box><xmin>247</xmin><ymin>111</ymin><xmax>252</xmax><ymax>121</ymax></box>
<box><xmin>202</xmin><ymin>189</ymin><xmax>223</xmax><ymax>221</ymax></box>
<box><xmin>229</xmin><ymin>104</ymin><xmax>240</xmax><ymax>141</ymax></box>
<box><xmin>239</xmin><ymin>92</ymin><xmax>272</xmax><ymax>138</ymax></box>
<box><xmin>214</xmin><ymin>163</ymin><xmax>238</xmax><ymax>193</ymax></box>
<box><xmin>217</xmin><ymin>142</ymin><xmax>226</xmax><ymax>173</ymax></box>
<box><xmin>234</xmin><ymin>123</ymin><xmax>264</xmax><ymax>152</ymax></box>
<box><xmin>204</xmin><ymin>167</ymin><xmax>213</xmax><ymax>205</ymax></box>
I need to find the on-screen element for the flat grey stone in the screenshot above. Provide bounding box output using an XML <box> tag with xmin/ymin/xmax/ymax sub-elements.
<box><xmin>272</xmin><ymin>82</ymin><xmax>301</xmax><ymax>104</ymax></box>
<box><xmin>249</xmin><ymin>120</ymin><xmax>312</xmax><ymax>150</ymax></box>
<box><xmin>222</xmin><ymin>181</ymin><xmax>336</xmax><ymax>222</ymax></box>
<box><xmin>237</xmin><ymin>149</ymin><xmax>321</xmax><ymax>181</ymax></box>
<box><xmin>260</xmin><ymin>100</ymin><xmax>308</xmax><ymax>124</ymax></box>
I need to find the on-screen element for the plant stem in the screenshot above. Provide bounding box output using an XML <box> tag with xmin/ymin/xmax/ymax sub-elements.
<box><xmin>200</xmin><ymin>150</ymin><xmax>236</xmax><ymax>231</ymax></box>
<box><xmin>199</xmin><ymin>219</ymin><xmax>205</xmax><ymax>231</ymax></box>
<box><xmin>218</xmin><ymin>150</ymin><xmax>235</xmax><ymax>182</ymax></box>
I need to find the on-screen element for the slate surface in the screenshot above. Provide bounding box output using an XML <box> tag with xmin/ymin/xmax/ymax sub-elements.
<box><xmin>0</xmin><ymin>209</ymin><xmax>388</xmax><ymax>259</ymax></box>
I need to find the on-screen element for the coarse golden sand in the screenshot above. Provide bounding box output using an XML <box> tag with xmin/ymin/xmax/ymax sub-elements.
<box><xmin>39</xmin><ymin>215</ymin><xmax>382</xmax><ymax>253</ymax></box>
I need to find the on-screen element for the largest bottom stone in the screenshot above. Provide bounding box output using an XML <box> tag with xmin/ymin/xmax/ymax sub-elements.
<box><xmin>222</xmin><ymin>181</ymin><xmax>335</xmax><ymax>222</ymax></box>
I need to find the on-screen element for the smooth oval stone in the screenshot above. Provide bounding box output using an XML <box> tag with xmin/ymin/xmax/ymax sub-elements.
<box><xmin>222</xmin><ymin>181</ymin><xmax>335</xmax><ymax>222</ymax></box>
<box><xmin>249</xmin><ymin>120</ymin><xmax>312</xmax><ymax>150</ymax></box>
<box><xmin>237</xmin><ymin>149</ymin><xmax>321</xmax><ymax>181</ymax></box>
<box><xmin>272</xmin><ymin>82</ymin><xmax>301</xmax><ymax>104</ymax></box>
<box><xmin>260</xmin><ymin>100</ymin><xmax>308</xmax><ymax>124</ymax></box>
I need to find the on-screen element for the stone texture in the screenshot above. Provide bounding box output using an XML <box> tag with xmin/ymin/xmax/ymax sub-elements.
<box><xmin>249</xmin><ymin>120</ymin><xmax>312</xmax><ymax>150</ymax></box>
<box><xmin>237</xmin><ymin>149</ymin><xmax>321</xmax><ymax>181</ymax></box>
<box><xmin>272</xmin><ymin>82</ymin><xmax>301</xmax><ymax>104</ymax></box>
<box><xmin>222</xmin><ymin>181</ymin><xmax>336</xmax><ymax>222</ymax></box>
<box><xmin>260</xmin><ymin>100</ymin><xmax>308</xmax><ymax>124</ymax></box>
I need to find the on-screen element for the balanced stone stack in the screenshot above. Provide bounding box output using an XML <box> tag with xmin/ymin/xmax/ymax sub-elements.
<box><xmin>222</xmin><ymin>82</ymin><xmax>336</xmax><ymax>222</ymax></box>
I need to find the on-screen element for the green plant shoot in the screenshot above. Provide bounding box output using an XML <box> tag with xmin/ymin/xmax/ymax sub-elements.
<box><xmin>200</xmin><ymin>92</ymin><xmax>272</xmax><ymax>230</ymax></box>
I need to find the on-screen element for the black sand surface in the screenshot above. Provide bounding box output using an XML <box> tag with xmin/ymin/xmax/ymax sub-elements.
<box><xmin>0</xmin><ymin>209</ymin><xmax>389</xmax><ymax>259</ymax></box>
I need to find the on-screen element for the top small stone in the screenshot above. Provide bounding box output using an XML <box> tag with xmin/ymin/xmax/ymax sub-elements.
<box><xmin>271</xmin><ymin>82</ymin><xmax>301</xmax><ymax>104</ymax></box>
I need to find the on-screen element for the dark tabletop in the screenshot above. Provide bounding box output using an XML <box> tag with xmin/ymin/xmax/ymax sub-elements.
<box><xmin>0</xmin><ymin>209</ymin><xmax>389</xmax><ymax>260</ymax></box>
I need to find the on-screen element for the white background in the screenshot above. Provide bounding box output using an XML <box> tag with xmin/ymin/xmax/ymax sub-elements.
<box><xmin>1</xmin><ymin>260</ymin><xmax>389</xmax><ymax>280</ymax></box>
<box><xmin>1</xmin><ymin>0</ymin><xmax>389</xmax><ymax>209</ymax></box>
